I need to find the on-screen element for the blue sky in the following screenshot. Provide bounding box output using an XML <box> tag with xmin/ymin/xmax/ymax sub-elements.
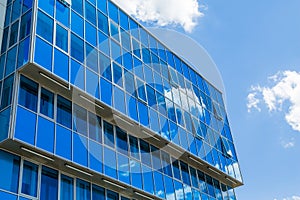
<box><xmin>113</xmin><ymin>0</ymin><xmax>300</xmax><ymax>199</ymax></box>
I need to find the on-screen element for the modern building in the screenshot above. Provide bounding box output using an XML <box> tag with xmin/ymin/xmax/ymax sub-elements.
<box><xmin>0</xmin><ymin>0</ymin><xmax>243</xmax><ymax>199</ymax></box>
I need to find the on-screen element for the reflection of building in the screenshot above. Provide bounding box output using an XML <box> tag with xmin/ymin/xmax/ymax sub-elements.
<box><xmin>0</xmin><ymin>0</ymin><xmax>243</xmax><ymax>199</ymax></box>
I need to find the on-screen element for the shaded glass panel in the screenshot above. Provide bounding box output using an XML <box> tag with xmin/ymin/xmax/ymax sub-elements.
<box><xmin>37</xmin><ymin>10</ymin><xmax>53</xmax><ymax>43</ymax></box>
<box><xmin>71</xmin><ymin>59</ymin><xmax>84</xmax><ymax>90</ymax></box>
<box><xmin>103</xmin><ymin>121</ymin><xmax>114</xmax><ymax>148</ymax></box>
<box><xmin>9</xmin><ymin>20</ymin><xmax>19</xmax><ymax>47</ymax></box>
<box><xmin>56</xmin><ymin>24</ymin><xmax>68</xmax><ymax>52</ymax></box>
<box><xmin>5</xmin><ymin>46</ymin><xmax>17</xmax><ymax>76</ymax></box>
<box><xmin>40</xmin><ymin>87</ymin><xmax>54</xmax><ymax>118</ymax></box>
<box><xmin>21</xmin><ymin>161</ymin><xmax>38</xmax><ymax>197</ymax></box>
<box><xmin>89</xmin><ymin>140</ymin><xmax>103</xmax><ymax>173</ymax></box>
<box><xmin>34</xmin><ymin>36</ymin><xmax>52</xmax><ymax>71</ymax></box>
<box><xmin>73</xmin><ymin>104</ymin><xmax>87</xmax><ymax>135</ymax></box>
<box><xmin>37</xmin><ymin>116</ymin><xmax>55</xmax><ymax>153</ymax></box>
<box><xmin>100</xmin><ymin>77</ymin><xmax>112</xmax><ymax>106</ymax></box>
<box><xmin>92</xmin><ymin>184</ymin><xmax>105</xmax><ymax>200</ymax></box>
<box><xmin>76</xmin><ymin>179</ymin><xmax>90</xmax><ymax>200</ymax></box>
<box><xmin>60</xmin><ymin>175</ymin><xmax>73</xmax><ymax>200</ymax></box>
<box><xmin>117</xmin><ymin>153</ymin><xmax>130</xmax><ymax>184</ymax></box>
<box><xmin>15</xmin><ymin>106</ymin><xmax>36</xmax><ymax>145</ymax></box>
<box><xmin>71</xmin><ymin>33</ymin><xmax>84</xmax><ymax>62</ymax></box>
<box><xmin>40</xmin><ymin>167</ymin><xmax>58</xmax><ymax>200</ymax></box>
<box><xmin>17</xmin><ymin>37</ymin><xmax>30</xmax><ymax>68</ymax></box>
<box><xmin>19</xmin><ymin>75</ymin><xmax>38</xmax><ymax>111</ymax></box>
<box><xmin>73</xmin><ymin>133</ymin><xmax>88</xmax><ymax>166</ymax></box>
<box><xmin>88</xmin><ymin>112</ymin><xmax>102</xmax><ymax>143</ymax></box>
<box><xmin>57</xmin><ymin>95</ymin><xmax>72</xmax><ymax>129</ymax></box>
<box><xmin>56</xmin><ymin>125</ymin><xmax>72</xmax><ymax>160</ymax></box>
<box><xmin>54</xmin><ymin>48</ymin><xmax>69</xmax><ymax>81</ymax></box>
<box><xmin>56</xmin><ymin>1</ymin><xmax>69</xmax><ymax>27</ymax></box>
<box><xmin>104</xmin><ymin>147</ymin><xmax>117</xmax><ymax>178</ymax></box>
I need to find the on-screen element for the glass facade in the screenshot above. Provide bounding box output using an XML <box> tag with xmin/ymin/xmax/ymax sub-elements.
<box><xmin>0</xmin><ymin>0</ymin><xmax>242</xmax><ymax>199</ymax></box>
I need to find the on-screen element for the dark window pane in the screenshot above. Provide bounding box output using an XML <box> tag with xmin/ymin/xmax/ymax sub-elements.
<box><xmin>112</xmin><ymin>63</ymin><xmax>123</xmax><ymax>87</ymax></box>
<box><xmin>57</xmin><ymin>95</ymin><xmax>72</xmax><ymax>129</ymax></box>
<box><xmin>21</xmin><ymin>161</ymin><xmax>38</xmax><ymax>197</ymax></box>
<box><xmin>72</xmin><ymin>0</ymin><xmax>83</xmax><ymax>15</ymax></box>
<box><xmin>180</xmin><ymin>161</ymin><xmax>191</xmax><ymax>186</ymax></box>
<box><xmin>129</xmin><ymin>135</ymin><xmax>139</xmax><ymax>160</ymax></box>
<box><xmin>1</xmin><ymin>28</ymin><xmax>9</xmax><ymax>53</ymax></box>
<box><xmin>140</xmin><ymin>139</ymin><xmax>151</xmax><ymax>167</ymax></box>
<box><xmin>11</xmin><ymin>0</ymin><xmax>21</xmax><ymax>21</ymax></box>
<box><xmin>71</xmin><ymin>33</ymin><xmax>84</xmax><ymax>62</ymax></box>
<box><xmin>97</xmin><ymin>11</ymin><xmax>108</xmax><ymax>34</ymax></box>
<box><xmin>5</xmin><ymin>46</ymin><xmax>17</xmax><ymax>76</ymax></box>
<box><xmin>76</xmin><ymin>179</ymin><xmax>90</xmax><ymax>200</ymax></box>
<box><xmin>19</xmin><ymin>75</ymin><xmax>38</xmax><ymax>111</ymax></box>
<box><xmin>1</xmin><ymin>75</ymin><xmax>14</xmax><ymax>109</ymax></box>
<box><xmin>40</xmin><ymin>88</ymin><xmax>54</xmax><ymax>118</ymax></box>
<box><xmin>17</xmin><ymin>37</ymin><xmax>30</xmax><ymax>68</ymax></box>
<box><xmin>172</xmin><ymin>159</ymin><xmax>181</xmax><ymax>180</ymax></box>
<box><xmin>116</xmin><ymin>127</ymin><xmax>128</xmax><ymax>155</ymax></box>
<box><xmin>85</xmin><ymin>1</ymin><xmax>96</xmax><ymax>24</ymax></box>
<box><xmin>37</xmin><ymin>10</ymin><xmax>53</xmax><ymax>43</ymax></box>
<box><xmin>40</xmin><ymin>167</ymin><xmax>58</xmax><ymax>200</ymax></box>
<box><xmin>9</xmin><ymin>20</ymin><xmax>19</xmax><ymax>47</ymax></box>
<box><xmin>60</xmin><ymin>175</ymin><xmax>73</xmax><ymax>200</ymax></box>
<box><xmin>0</xmin><ymin>150</ymin><xmax>20</xmax><ymax>193</ymax></box>
<box><xmin>103</xmin><ymin>121</ymin><xmax>114</xmax><ymax>148</ymax></box>
<box><xmin>92</xmin><ymin>184</ymin><xmax>105</xmax><ymax>200</ymax></box>
<box><xmin>22</xmin><ymin>0</ymin><xmax>32</xmax><ymax>13</ymax></box>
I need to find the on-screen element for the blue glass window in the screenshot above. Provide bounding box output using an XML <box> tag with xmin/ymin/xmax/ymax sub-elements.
<box><xmin>129</xmin><ymin>135</ymin><xmax>139</xmax><ymax>160</ymax></box>
<box><xmin>0</xmin><ymin>107</ymin><xmax>10</xmax><ymax>141</ymax></box>
<box><xmin>18</xmin><ymin>75</ymin><xmax>38</xmax><ymax>111</ymax></box>
<box><xmin>119</xmin><ymin>10</ymin><xmax>129</xmax><ymax>30</ymax></box>
<box><xmin>174</xmin><ymin>180</ymin><xmax>184</xmax><ymax>200</ymax></box>
<box><xmin>107</xmin><ymin>190</ymin><xmax>118</xmax><ymax>200</ymax></box>
<box><xmin>37</xmin><ymin>10</ymin><xmax>53</xmax><ymax>43</ymax></box>
<box><xmin>73</xmin><ymin>104</ymin><xmax>87</xmax><ymax>135</ymax></box>
<box><xmin>0</xmin><ymin>190</ymin><xmax>17</xmax><ymax>200</ymax></box>
<box><xmin>86</xmin><ymin>43</ymin><xmax>98</xmax><ymax>72</ymax></box>
<box><xmin>89</xmin><ymin>140</ymin><xmax>103</xmax><ymax>173</ymax></box>
<box><xmin>117</xmin><ymin>153</ymin><xmax>130</xmax><ymax>184</ymax></box>
<box><xmin>124</xmin><ymin>70</ymin><xmax>135</xmax><ymax>95</ymax></box>
<box><xmin>92</xmin><ymin>185</ymin><xmax>105</xmax><ymax>199</ymax></box>
<box><xmin>5</xmin><ymin>46</ymin><xmax>17</xmax><ymax>76</ymax></box>
<box><xmin>37</xmin><ymin>116</ymin><xmax>55</xmax><ymax>153</ymax></box>
<box><xmin>71</xmin><ymin>59</ymin><xmax>85</xmax><ymax>90</ymax></box>
<box><xmin>164</xmin><ymin>175</ymin><xmax>175</xmax><ymax>200</ymax></box>
<box><xmin>146</xmin><ymin>85</ymin><xmax>156</xmax><ymax>107</ymax></box>
<box><xmin>4</xmin><ymin>5</ymin><xmax>11</xmax><ymax>27</ymax></box>
<box><xmin>98</xmin><ymin>31</ymin><xmax>110</xmax><ymax>56</ymax></box>
<box><xmin>85</xmin><ymin>1</ymin><xmax>96</xmax><ymax>24</ymax></box>
<box><xmin>57</xmin><ymin>95</ymin><xmax>72</xmax><ymax>129</ymax></box>
<box><xmin>97</xmin><ymin>0</ymin><xmax>107</xmax><ymax>14</ymax></box>
<box><xmin>86</xmin><ymin>69</ymin><xmax>100</xmax><ymax>99</ymax></box>
<box><xmin>1</xmin><ymin>75</ymin><xmax>14</xmax><ymax>109</ymax></box>
<box><xmin>108</xmin><ymin>1</ymin><xmax>118</xmax><ymax>23</ymax></box>
<box><xmin>23</xmin><ymin>0</ymin><xmax>33</xmax><ymax>13</ymax></box>
<box><xmin>100</xmin><ymin>78</ymin><xmax>112</xmax><ymax>106</ymax></box>
<box><xmin>130</xmin><ymin>159</ymin><xmax>142</xmax><ymax>189</ymax></box>
<box><xmin>11</xmin><ymin>0</ymin><xmax>21</xmax><ymax>21</ymax></box>
<box><xmin>1</xmin><ymin>28</ymin><xmax>9</xmax><ymax>54</ymax></box>
<box><xmin>142</xmin><ymin>165</ymin><xmax>154</xmax><ymax>194</ymax></box>
<box><xmin>104</xmin><ymin>147</ymin><xmax>117</xmax><ymax>178</ymax></box>
<box><xmin>137</xmin><ymin>101</ymin><xmax>149</xmax><ymax>127</ymax></box>
<box><xmin>151</xmin><ymin>146</ymin><xmax>162</xmax><ymax>172</ymax></box>
<box><xmin>0</xmin><ymin>54</ymin><xmax>5</xmax><ymax>78</ymax></box>
<box><xmin>9</xmin><ymin>20</ymin><xmax>19</xmax><ymax>47</ymax></box>
<box><xmin>180</xmin><ymin>161</ymin><xmax>191</xmax><ymax>186</ymax></box>
<box><xmin>111</xmin><ymin>40</ymin><xmax>121</xmax><ymax>64</ymax></box>
<box><xmin>98</xmin><ymin>11</ymin><xmax>108</xmax><ymax>34</ymax></box>
<box><xmin>56</xmin><ymin>1</ymin><xmax>69</xmax><ymax>27</ymax></box>
<box><xmin>54</xmin><ymin>48</ymin><xmax>69</xmax><ymax>81</ymax></box>
<box><xmin>103</xmin><ymin>121</ymin><xmax>114</xmax><ymax>148</ymax></box>
<box><xmin>136</xmin><ymin>79</ymin><xmax>147</xmax><ymax>102</ymax></box>
<box><xmin>71</xmin><ymin>11</ymin><xmax>83</xmax><ymax>37</ymax></box>
<box><xmin>161</xmin><ymin>151</ymin><xmax>172</xmax><ymax>177</ymax></box>
<box><xmin>17</xmin><ymin>37</ymin><xmax>30</xmax><ymax>68</ymax></box>
<box><xmin>73</xmin><ymin>133</ymin><xmax>88</xmax><ymax>166</ymax></box>
<box><xmin>172</xmin><ymin>159</ymin><xmax>181</xmax><ymax>180</ymax></box>
<box><xmin>38</xmin><ymin>0</ymin><xmax>54</xmax><ymax>16</ymax></box>
<box><xmin>85</xmin><ymin>22</ymin><xmax>97</xmax><ymax>46</ymax></box>
<box><xmin>132</xmin><ymin>39</ymin><xmax>141</xmax><ymax>58</ymax></box>
<box><xmin>126</xmin><ymin>94</ymin><xmax>138</xmax><ymax>121</ymax></box>
<box><xmin>116</xmin><ymin>127</ymin><xmax>128</xmax><ymax>155</ymax></box>
<box><xmin>40</xmin><ymin>167</ymin><xmax>58</xmax><ymax>200</ymax></box>
<box><xmin>72</xmin><ymin>0</ymin><xmax>83</xmax><ymax>15</ymax></box>
<box><xmin>40</xmin><ymin>88</ymin><xmax>54</xmax><ymax>118</ymax></box>
<box><xmin>154</xmin><ymin>171</ymin><xmax>165</xmax><ymax>199</ymax></box>
<box><xmin>15</xmin><ymin>106</ymin><xmax>36</xmax><ymax>145</ymax></box>
<box><xmin>110</xmin><ymin>21</ymin><xmax>119</xmax><ymax>41</ymax></box>
<box><xmin>140</xmin><ymin>139</ymin><xmax>151</xmax><ymax>167</ymax></box>
<box><xmin>99</xmin><ymin>52</ymin><xmax>111</xmax><ymax>80</ymax></box>
<box><xmin>56</xmin><ymin>24</ymin><xmax>68</xmax><ymax>52</ymax></box>
<box><xmin>0</xmin><ymin>150</ymin><xmax>20</xmax><ymax>193</ymax></box>
<box><xmin>60</xmin><ymin>175</ymin><xmax>73</xmax><ymax>200</ymax></box>
<box><xmin>113</xmin><ymin>62</ymin><xmax>123</xmax><ymax>87</ymax></box>
<box><xmin>88</xmin><ymin>112</ymin><xmax>102</xmax><ymax>143</ymax></box>
<box><xmin>113</xmin><ymin>86</ymin><xmax>125</xmax><ymax>114</ymax></box>
<box><xmin>56</xmin><ymin>125</ymin><xmax>72</xmax><ymax>160</ymax></box>
<box><xmin>21</xmin><ymin>161</ymin><xmax>38</xmax><ymax>197</ymax></box>
<box><xmin>76</xmin><ymin>179</ymin><xmax>90</xmax><ymax>200</ymax></box>
<box><xmin>34</xmin><ymin>36</ymin><xmax>52</xmax><ymax>71</ymax></box>
<box><xmin>71</xmin><ymin>33</ymin><xmax>84</xmax><ymax>62</ymax></box>
<box><xmin>129</xmin><ymin>19</ymin><xmax>139</xmax><ymax>39</ymax></box>
<box><xmin>123</xmin><ymin>51</ymin><xmax>132</xmax><ymax>70</ymax></box>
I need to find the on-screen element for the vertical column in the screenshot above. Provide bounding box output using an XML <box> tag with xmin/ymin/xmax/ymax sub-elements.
<box><xmin>0</xmin><ymin>0</ymin><xmax>7</xmax><ymax>49</ymax></box>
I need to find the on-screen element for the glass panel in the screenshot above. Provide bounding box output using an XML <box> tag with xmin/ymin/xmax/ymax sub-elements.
<box><xmin>1</xmin><ymin>75</ymin><xmax>14</xmax><ymax>109</ymax></box>
<box><xmin>40</xmin><ymin>88</ymin><xmax>54</xmax><ymax>118</ymax></box>
<box><xmin>126</xmin><ymin>94</ymin><xmax>138</xmax><ymax>121</ymax></box>
<box><xmin>117</xmin><ymin>153</ymin><xmax>130</xmax><ymax>184</ymax></box>
<box><xmin>5</xmin><ymin>46</ymin><xmax>17</xmax><ymax>76</ymax></box>
<box><xmin>11</xmin><ymin>0</ymin><xmax>21</xmax><ymax>21</ymax></box>
<box><xmin>40</xmin><ymin>166</ymin><xmax>58</xmax><ymax>200</ymax></box>
<box><xmin>98</xmin><ymin>11</ymin><xmax>108</xmax><ymax>34</ymax></box>
<box><xmin>15</xmin><ymin>106</ymin><xmax>36</xmax><ymax>145</ymax></box>
<box><xmin>71</xmin><ymin>11</ymin><xmax>83</xmax><ymax>37</ymax></box>
<box><xmin>130</xmin><ymin>159</ymin><xmax>142</xmax><ymax>189</ymax></box>
<box><xmin>73</xmin><ymin>133</ymin><xmax>88</xmax><ymax>166</ymax></box>
<box><xmin>37</xmin><ymin>10</ymin><xmax>53</xmax><ymax>43</ymax></box>
<box><xmin>73</xmin><ymin>104</ymin><xmax>87</xmax><ymax>135</ymax></box>
<box><xmin>104</xmin><ymin>147</ymin><xmax>117</xmax><ymax>178</ymax></box>
<box><xmin>172</xmin><ymin>159</ymin><xmax>181</xmax><ymax>180</ymax></box>
<box><xmin>116</xmin><ymin>127</ymin><xmax>128</xmax><ymax>155</ymax></box>
<box><xmin>57</xmin><ymin>95</ymin><xmax>72</xmax><ymax>129</ymax></box>
<box><xmin>17</xmin><ymin>37</ymin><xmax>30</xmax><ymax>68</ymax></box>
<box><xmin>1</xmin><ymin>27</ymin><xmax>9</xmax><ymax>54</ymax></box>
<box><xmin>56</xmin><ymin>1</ymin><xmax>69</xmax><ymax>27</ymax></box>
<box><xmin>22</xmin><ymin>0</ymin><xmax>32</xmax><ymax>13</ymax></box>
<box><xmin>99</xmin><ymin>52</ymin><xmax>111</xmax><ymax>80</ymax></box>
<box><xmin>86</xmin><ymin>43</ymin><xmax>98</xmax><ymax>72</ymax></box>
<box><xmin>88</xmin><ymin>112</ymin><xmax>102</xmax><ymax>143</ymax></box>
<box><xmin>108</xmin><ymin>1</ymin><xmax>118</xmax><ymax>23</ymax></box>
<box><xmin>151</xmin><ymin>146</ymin><xmax>162</xmax><ymax>172</ymax></box>
<box><xmin>21</xmin><ymin>161</ymin><xmax>38</xmax><ymax>197</ymax></box>
<box><xmin>72</xmin><ymin>0</ymin><xmax>83</xmax><ymax>15</ymax></box>
<box><xmin>19</xmin><ymin>75</ymin><xmax>38</xmax><ymax>112</ymax></box>
<box><xmin>71</xmin><ymin>33</ymin><xmax>84</xmax><ymax>62</ymax></box>
<box><xmin>0</xmin><ymin>191</ymin><xmax>17</xmax><ymax>200</ymax></box>
<box><xmin>142</xmin><ymin>165</ymin><xmax>154</xmax><ymax>195</ymax></box>
<box><xmin>107</xmin><ymin>190</ymin><xmax>118</xmax><ymax>200</ymax></box>
<box><xmin>174</xmin><ymin>180</ymin><xmax>184</xmax><ymax>200</ymax></box>
<box><xmin>161</xmin><ymin>151</ymin><xmax>172</xmax><ymax>177</ymax></box>
<box><xmin>56</xmin><ymin>125</ymin><xmax>72</xmax><ymax>160</ymax></box>
<box><xmin>71</xmin><ymin>59</ymin><xmax>84</xmax><ymax>90</ymax></box>
<box><xmin>9</xmin><ymin>20</ymin><xmax>19</xmax><ymax>47</ymax></box>
<box><xmin>37</xmin><ymin>116</ymin><xmax>55</xmax><ymax>153</ymax></box>
<box><xmin>103</xmin><ymin>121</ymin><xmax>114</xmax><ymax>148</ymax></box>
<box><xmin>54</xmin><ymin>48</ymin><xmax>69</xmax><ymax>81</ymax></box>
<box><xmin>164</xmin><ymin>175</ymin><xmax>175</xmax><ymax>200</ymax></box>
<box><xmin>0</xmin><ymin>108</ymin><xmax>11</xmax><ymax>141</ymax></box>
<box><xmin>154</xmin><ymin>171</ymin><xmax>165</xmax><ymax>199</ymax></box>
<box><xmin>85</xmin><ymin>22</ymin><xmax>97</xmax><ymax>46</ymax></box>
<box><xmin>137</xmin><ymin>101</ymin><xmax>149</xmax><ymax>127</ymax></box>
<box><xmin>34</xmin><ymin>36</ymin><xmax>52</xmax><ymax>71</ymax></box>
<box><xmin>86</xmin><ymin>67</ymin><xmax>100</xmax><ymax>99</ymax></box>
<box><xmin>85</xmin><ymin>1</ymin><xmax>96</xmax><ymax>24</ymax></box>
<box><xmin>129</xmin><ymin>135</ymin><xmax>139</xmax><ymax>160</ymax></box>
<box><xmin>76</xmin><ymin>179</ymin><xmax>90</xmax><ymax>200</ymax></box>
<box><xmin>56</xmin><ymin>24</ymin><xmax>68</xmax><ymax>52</ymax></box>
<box><xmin>113</xmin><ymin>86</ymin><xmax>125</xmax><ymax>114</ymax></box>
<box><xmin>89</xmin><ymin>140</ymin><xmax>103</xmax><ymax>173</ymax></box>
<box><xmin>100</xmin><ymin>78</ymin><xmax>112</xmax><ymax>106</ymax></box>
<box><xmin>38</xmin><ymin>0</ymin><xmax>54</xmax><ymax>16</ymax></box>
<box><xmin>140</xmin><ymin>139</ymin><xmax>151</xmax><ymax>167</ymax></box>
<box><xmin>112</xmin><ymin>63</ymin><xmax>123</xmax><ymax>87</ymax></box>
<box><xmin>60</xmin><ymin>174</ymin><xmax>74</xmax><ymax>200</ymax></box>
<box><xmin>0</xmin><ymin>150</ymin><xmax>20</xmax><ymax>193</ymax></box>
<box><xmin>92</xmin><ymin>184</ymin><xmax>105</xmax><ymax>200</ymax></box>
<box><xmin>180</xmin><ymin>161</ymin><xmax>191</xmax><ymax>186</ymax></box>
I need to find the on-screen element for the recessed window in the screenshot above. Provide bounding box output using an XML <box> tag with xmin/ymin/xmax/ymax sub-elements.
<box><xmin>40</xmin><ymin>88</ymin><xmax>54</xmax><ymax>118</ymax></box>
<box><xmin>57</xmin><ymin>95</ymin><xmax>72</xmax><ymax>129</ymax></box>
<box><xmin>19</xmin><ymin>75</ymin><xmax>38</xmax><ymax>112</ymax></box>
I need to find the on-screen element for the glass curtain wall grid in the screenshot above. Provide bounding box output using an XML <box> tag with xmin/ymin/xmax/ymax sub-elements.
<box><xmin>30</xmin><ymin>0</ymin><xmax>241</xmax><ymax>182</ymax></box>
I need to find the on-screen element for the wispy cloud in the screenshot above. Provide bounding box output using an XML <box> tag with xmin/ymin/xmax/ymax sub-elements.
<box><xmin>274</xmin><ymin>196</ymin><xmax>300</xmax><ymax>200</ymax></box>
<box><xmin>280</xmin><ymin>137</ymin><xmax>296</xmax><ymax>149</ymax></box>
<box><xmin>112</xmin><ymin>0</ymin><xmax>204</xmax><ymax>32</ymax></box>
<box><xmin>247</xmin><ymin>70</ymin><xmax>300</xmax><ymax>132</ymax></box>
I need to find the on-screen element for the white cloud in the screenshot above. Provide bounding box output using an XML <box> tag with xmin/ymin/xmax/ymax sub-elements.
<box><xmin>275</xmin><ymin>196</ymin><xmax>300</xmax><ymax>200</ymax></box>
<box><xmin>111</xmin><ymin>0</ymin><xmax>204</xmax><ymax>32</ymax></box>
<box><xmin>247</xmin><ymin>70</ymin><xmax>300</xmax><ymax>132</ymax></box>
<box><xmin>280</xmin><ymin>137</ymin><xmax>296</xmax><ymax>149</ymax></box>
